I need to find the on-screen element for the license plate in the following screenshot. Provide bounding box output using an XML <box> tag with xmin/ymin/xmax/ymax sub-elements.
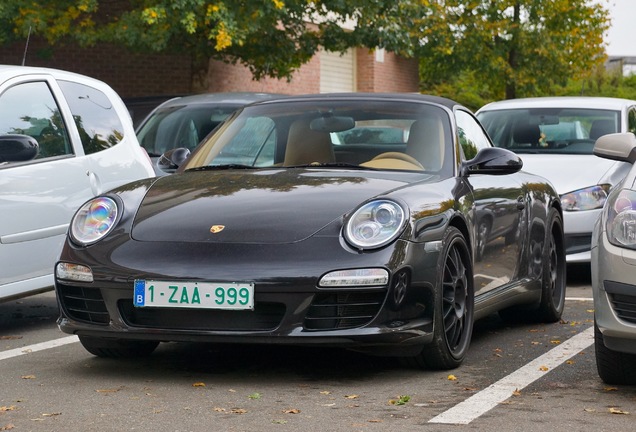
<box><xmin>134</xmin><ymin>279</ymin><xmax>254</xmax><ymax>310</ymax></box>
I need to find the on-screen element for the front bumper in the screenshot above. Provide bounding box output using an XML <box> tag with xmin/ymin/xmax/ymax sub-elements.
<box><xmin>591</xmin><ymin>232</ymin><xmax>636</xmax><ymax>355</ymax></box>
<box><xmin>55</xmin><ymin>237</ymin><xmax>440</xmax><ymax>355</ymax></box>
<box><xmin>563</xmin><ymin>208</ymin><xmax>602</xmax><ymax>263</ymax></box>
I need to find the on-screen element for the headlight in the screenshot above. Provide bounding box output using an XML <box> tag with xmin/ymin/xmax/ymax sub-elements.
<box><xmin>70</xmin><ymin>197</ymin><xmax>119</xmax><ymax>246</ymax></box>
<box><xmin>560</xmin><ymin>184</ymin><xmax>610</xmax><ymax>211</ymax></box>
<box><xmin>606</xmin><ymin>189</ymin><xmax>636</xmax><ymax>249</ymax></box>
<box><xmin>344</xmin><ymin>200</ymin><xmax>407</xmax><ymax>249</ymax></box>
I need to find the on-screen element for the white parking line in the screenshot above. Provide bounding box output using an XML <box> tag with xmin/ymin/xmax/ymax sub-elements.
<box><xmin>0</xmin><ymin>335</ymin><xmax>78</xmax><ymax>361</ymax></box>
<box><xmin>429</xmin><ymin>326</ymin><xmax>594</xmax><ymax>425</ymax></box>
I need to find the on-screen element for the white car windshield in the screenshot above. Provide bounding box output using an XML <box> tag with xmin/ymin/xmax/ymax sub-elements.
<box><xmin>477</xmin><ymin>108</ymin><xmax>620</xmax><ymax>154</ymax></box>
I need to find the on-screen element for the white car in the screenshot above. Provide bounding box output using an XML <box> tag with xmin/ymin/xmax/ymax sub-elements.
<box><xmin>0</xmin><ymin>65</ymin><xmax>155</xmax><ymax>302</ymax></box>
<box><xmin>591</xmin><ymin>132</ymin><xmax>636</xmax><ymax>384</ymax></box>
<box><xmin>477</xmin><ymin>97</ymin><xmax>636</xmax><ymax>263</ymax></box>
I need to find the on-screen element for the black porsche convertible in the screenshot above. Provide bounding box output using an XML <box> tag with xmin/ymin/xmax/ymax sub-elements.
<box><xmin>55</xmin><ymin>93</ymin><xmax>565</xmax><ymax>370</ymax></box>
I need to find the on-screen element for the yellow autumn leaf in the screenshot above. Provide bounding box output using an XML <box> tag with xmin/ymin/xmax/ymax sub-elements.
<box><xmin>192</xmin><ymin>382</ymin><xmax>206</xmax><ymax>387</ymax></box>
<box><xmin>283</xmin><ymin>408</ymin><xmax>301</xmax><ymax>414</ymax></box>
<box><xmin>20</xmin><ymin>375</ymin><xmax>35</xmax><ymax>379</ymax></box>
<box><xmin>345</xmin><ymin>394</ymin><xmax>359</xmax><ymax>399</ymax></box>
<box><xmin>550</xmin><ymin>340</ymin><xmax>561</xmax><ymax>345</ymax></box>
<box><xmin>512</xmin><ymin>388</ymin><xmax>521</xmax><ymax>396</ymax></box>
<box><xmin>231</xmin><ymin>408</ymin><xmax>248</xmax><ymax>414</ymax></box>
<box><xmin>447</xmin><ymin>374</ymin><xmax>457</xmax><ymax>381</ymax></box>
<box><xmin>609</xmin><ymin>407</ymin><xmax>629</xmax><ymax>415</ymax></box>
<box><xmin>539</xmin><ymin>366</ymin><xmax>549</xmax><ymax>371</ymax></box>
<box><xmin>0</xmin><ymin>406</ymin><xmax>16</xmax><ymax>412</ymax></box>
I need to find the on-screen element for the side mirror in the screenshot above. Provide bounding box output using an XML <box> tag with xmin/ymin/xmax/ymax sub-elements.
<box><xmin>157</xmin><ymin>147</ymin><xmax>191</xmax><ymax>174</ymax></box>
<box><xmin>0</xmin><ymin>134</ymin><xmax>39</xmax><ymax>163</ymax></box>
<box><xmin>593</xmin><ymin>133</ymin><xmax>636</xmax><ymax>164</ymax></box>
<box><xmin>462</xmin><ymin>147</ymin><xmax>523</xmax><ymax>176</ymax></box>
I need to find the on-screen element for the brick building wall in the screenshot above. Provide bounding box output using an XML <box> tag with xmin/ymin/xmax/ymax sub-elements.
<box><xmin>206</xmin><ymin>55</ymin><xmax>322</xmax><ymax>94</ymax></box>
<box><xmin>0</xmin><ymin>38</ymin><xmax>419</xmax><ymax>97</ymax></box>
<box><xmin>357</xmin><ymin>48</ymin><xmax>420</xmax><ymax>93</ymax></box>
<box><xmin>0</xmin><ymin>38</ymin><xmax>192</xmax><ymax>98</ymax></box>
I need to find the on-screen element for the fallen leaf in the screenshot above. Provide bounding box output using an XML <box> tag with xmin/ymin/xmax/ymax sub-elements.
<box><xmin>368</xmin><ymin>419</ymin><xmax>383</xmax><ymax>423</ymax></box>
<box><xmin>0</xmin><ymin>407</ymin><xmax>16</xmax><ymax>412</ymax></box>
<box><xmin>464</xmin><ymin>387</ymin><xmax>478</xmax><ymax>391</ymax></box>
<box><xmin>41</xmin><ymin>413</ymin><xmax>61</xmax><ymax>417</ymax></box>
<box><xmin>213</xmin><ymin>407</ymin><xmax>226</xmax><ymax>412</ymax></box>
<box><xmin>231</xmin><ymin>408</ymin><xmax>247</xmax><ymax>414</ymax></box>
<box><xmin>272</xmin><ymin>420</ymin><xmax>287</xmax><ymax>424</ymax></box>
<box><xmin>283</xmin><ymin>409</ymin><xmax>301</xmax><ymax>414</ymax></box>
<box><xmin>583</xmin><ymin>408</ymin><xmax>596</xmax><ymax>412</ymax></box>
<box><xmin>344</xmin><ymin>395</ymin><xmax>359</xmax><ymax>399</ymax></box>
<box><xmin>320</xmin><ymin>391</ymin><xmax>331</xmax><ymax>395</ymax></box>
<box><xmin>192</xmin><ymin>382</ymin><xmax>206</xmax><ymax>387</ymax></box>
<box><xmin>447</xmin><ymin>374</ymin><xmax>458</xmax><ymax>381</ymax></box>
<box><xmin>248</xmin><ymin>392</ymin><xmax>262</xmax><ymax>400</ymax></box>
<box><xmin>20</xmin><ymin>375</ymin><xmax>36</xmax><ymax>380</ymax></box>
<box><xmin>96</xmin><ymin>388</ymin><xmax>121</xmax><ymax>393</ymax></box>
<box><xmin>0</xmin><ymin>424</ymin><xmax>15</xmax><ymax>431</ymax></box>
<box><xmin>0</xmin><ymin>336</ymin><xmax>22</xmax><ymax>340</ymax></box>
<box><xmin>604</xmin><ymin>387</ymin><xmax>618</xmax><ymax>392</ymax></box>
<box><xmin>550</xmin><ymin>340</ymin><xmax>561</xmax><ymax>345</ymax></box>
<box><xmin>586</xmin><ymin>309</ymin><xmax>594</xmax><ymax>313</ymax></box>
<box><xmin>539</xmin><ymin>366</ymin><xmax>549</xmax><ymax>371</ymax></box>
<box><xmin>228</xmin><ymin>389</ymin><xmax>236</xmax><ymax>393</ymax></box>
<box><xmin>512</xmin><ymin>389</ymin><xmax>521</xmax><ymax>397</ymax></box>
<box><xmin>609</xmin><ymin>407</ymin><xmax>629</xmax><ymax>415</ymax></box>
<box><xmin>566</xmin><ymin>360</ymin><xmax>574</xmax><ymax>365</ymax></box>
<box><xmin>531</xmin><ymin>341</ymin><xmax>540</xmax><ymax>345</ymax></box>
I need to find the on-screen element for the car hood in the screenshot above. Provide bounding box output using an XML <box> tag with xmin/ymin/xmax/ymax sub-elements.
<box><xmin>517</xmin><ymin>154</ymin><xmax>620</xmax><ymax>194</ymax></box>
<box><xmin>131</xmin><ymin>169</ymin><xmax>417</xmax><ymax>244</ymax></box>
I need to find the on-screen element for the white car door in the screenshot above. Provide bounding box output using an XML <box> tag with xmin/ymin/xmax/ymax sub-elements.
<box><xmin>0</xmin><ymin>75</ymin><xmax>92</xmax><ymax>300</ymax></box>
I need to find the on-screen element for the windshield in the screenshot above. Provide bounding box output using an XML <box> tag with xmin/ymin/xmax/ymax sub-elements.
<box><xmin>136</xmin><ymin>104</ymin><xmax>240</xmax><ymax>156</ymax></box>
<box><xmin>477</xmin><ymin>108</ymin><xmax>621</xmax><ymax>154</ymax></box>
<box><xmin>182</xmin><ymin>99</ymin><xmax>454</xmax><ymax>176</ymax></box>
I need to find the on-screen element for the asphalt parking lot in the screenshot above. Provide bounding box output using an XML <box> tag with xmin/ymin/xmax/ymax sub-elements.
<box><xmin>0</xmin><ymin>266</ymin><xmax>634</xmax><ymax>431</ymax></box>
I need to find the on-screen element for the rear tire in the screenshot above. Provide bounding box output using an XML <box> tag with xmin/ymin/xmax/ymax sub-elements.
<box><xmin>405</xmin><ymin>227</ymin><xmax>474</xmax><ymax>370</ymax></box>
<box><xmin>535</xmin><ymin>208</ymin><xmax>566</xmax><ymax>322</ymax></box>
<box><xmin>79</xmin><ymin>336</ymin><xmax>159</xmax><ymax>358</ymax></box>
<box><xmin>499</xmin><ymin>208</ymin><xmax>565</xmax><ymax>323</ymax></box>
<box><xmin>595</xmin><ymin>321</ymin><xmax>636</xmax><ymax>385</ymax></box>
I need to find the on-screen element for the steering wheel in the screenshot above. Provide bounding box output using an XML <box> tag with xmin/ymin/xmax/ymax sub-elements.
<box><xmin>371</xmin><ymin>152</ymin><xmax>424</xmax><ymax>169</ymax></box>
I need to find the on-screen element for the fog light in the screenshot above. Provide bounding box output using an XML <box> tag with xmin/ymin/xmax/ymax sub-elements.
<box><xmin>319</xmin><ymin>268</ymin><xmax>389</xmax><ymax>287</ymax></box>
<box><xmin>56</xmin><ymin>262</ymin><xmax>93</xmax><ymax>282</ymax></box>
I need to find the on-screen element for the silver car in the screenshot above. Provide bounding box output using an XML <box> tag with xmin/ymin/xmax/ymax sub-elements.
<box><xmin>591</xmin><ymin>132</ymin><xmax>636</xmax><ymax>385</ymax></box>
<box><xmin>0</xmin><ymin>65</ymin><xmax>155</xmax><ymax>302</ymax></box>
<box><xmin>477</xmin><ymin>97</ymin><xmax>636</xmax><ymax>263</ymax></box>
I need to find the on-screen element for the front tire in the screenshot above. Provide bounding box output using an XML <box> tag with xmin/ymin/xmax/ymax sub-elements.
<box><xmin>79</xmin><ymin>336</ymin><xmax>159</xmax><ymax>358</ymax></box>
<box><xmin>407</xmin><ymin>227</ymin><xmax>474</xmax><ymax>369</ymax></box>
<box><xmin>594</xmin><ymin>321</ymin><xmax>636</xmax><ymax>385</ymax></box>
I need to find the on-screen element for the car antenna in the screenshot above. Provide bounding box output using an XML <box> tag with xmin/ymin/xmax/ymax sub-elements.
<box><xmin>22</xmin><ymin>26</ymin><xmax>32</xmax><ymax>66</ymax></box>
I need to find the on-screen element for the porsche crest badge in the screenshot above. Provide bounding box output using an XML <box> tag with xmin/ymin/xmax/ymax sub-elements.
<box><xmin>210</xmin><ymin>225</ymin><xmax>225</xmax><ymax>234</ymax></box>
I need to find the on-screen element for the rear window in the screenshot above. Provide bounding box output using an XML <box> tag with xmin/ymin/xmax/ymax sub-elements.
<box><xmin>58</xmin><ymin>80</ymin><xmax>124</xmax><ymax>155</ymax></box>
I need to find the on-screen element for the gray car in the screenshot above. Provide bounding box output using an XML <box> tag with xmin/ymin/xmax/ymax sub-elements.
<box><xmin>135</xmin><ymin>92</ymin><xmax>284</xmax><ymax>175</ymax></box>
<box><xmin>477</xmin><ymin>97</ymin><xmax>636</xmax><ymax>264</ymax></box>
<box><xmin>591</xmin><ymin>132</ymin><xmax>636</xmax><ymax>385</ymax></box>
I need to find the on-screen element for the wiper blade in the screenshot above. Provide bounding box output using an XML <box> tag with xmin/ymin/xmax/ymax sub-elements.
<box><xmin>286</xmin><ymin>162</ymin><xmax>367</xmax><ymax>169</ymax></box>
<box><xmin>186</xmin><ymin>164</ymin><xmax>258</xmax><ymax>172</ymax></box>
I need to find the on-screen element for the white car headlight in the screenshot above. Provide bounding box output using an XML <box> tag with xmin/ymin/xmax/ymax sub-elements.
<box><xmin>70</xmin><ymin>197</ymin><xmax>119</xmax><ymax>246</ymax></box>
<box><xmin>344</xmin><ymin>200</ymin><xmax>407</xmax><ymax>249</ymax></box>
<box><xmin>561</xmin><ymin>185</ymin><xmax>610</xmax><ymax>211</ymax></box>
<box><xmin>606</xmin><ymin>189</ymin><xmax>636</xmax><ymax>249</ymax></box>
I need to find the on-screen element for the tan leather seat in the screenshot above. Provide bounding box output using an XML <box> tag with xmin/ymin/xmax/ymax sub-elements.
<box><xmin>406</xmin><ymin>117</ymin><xmax>445</xmax><ymax>171</ymax></box>
<box><xmin>284</xmin><ymin>118</ymin><xmax>335</xmax><ymax>166</ymax></box>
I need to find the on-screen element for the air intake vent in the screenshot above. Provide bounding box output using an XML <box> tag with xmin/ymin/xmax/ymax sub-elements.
<box><xmin>57</xmin><ymin>284</ymin><xmax>110</xmax><ymax>325</ymax></box>
<box><xmin>304</xmin><ymin>290</ymin><xmax>386</xmax><ymax>330</ymax></box>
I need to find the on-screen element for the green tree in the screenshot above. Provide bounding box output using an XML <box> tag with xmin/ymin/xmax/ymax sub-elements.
<box><xmin>0</xmin><ymin>0</ymin><xmax>420</xmax><ymax>91</ymax></box>
<box><xmin>416</xmin><ymin>0</ymin><xmax>610</xmax><ymax>101</ymax></box>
